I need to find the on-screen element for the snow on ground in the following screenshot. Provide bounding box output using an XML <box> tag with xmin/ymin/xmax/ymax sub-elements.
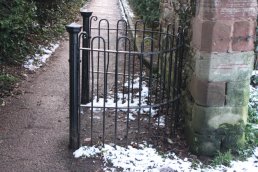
<box><xmin>74</xmin><ymin>143</ymin><xmax>258</xmax><ymax>172</ymax></box>
<box><xmin>75</xmin><ymin>74</ymin><xmax>258</xmax><ymax>171</ymax></box>
<box><xmin>23</xmin><ymin>43</ymin><xmax>59</xmax><ymax>70</ymax></box>
<box><xmin>85</xmin><ymin>77</ymin><xmax>158</xmax><ymax>118</ymax></box>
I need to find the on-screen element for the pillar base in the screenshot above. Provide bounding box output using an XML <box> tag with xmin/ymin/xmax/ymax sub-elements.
<box><xmin>185</xmin><ymin>104</ymin><xmax>247</xmax><ymax>156</ymax></box>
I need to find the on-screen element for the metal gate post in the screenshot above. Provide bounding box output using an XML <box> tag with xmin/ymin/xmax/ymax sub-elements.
<box><xmin>80</xmin><ymin>11</ymin><xmax>93</xmax><ymax>104</ymax></box>
<box><xmin>66</xmin><ymin>23</ymin><xmax>82</xmax><ymax>150</ymax></box>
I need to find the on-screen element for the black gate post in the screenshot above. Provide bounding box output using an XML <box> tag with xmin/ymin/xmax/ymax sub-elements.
<box><xmin>66</xmin><ymin>23</ymin><xmax>82</xmax><ymax>150</ymax></box>
<box><xmin>80</xmin><ymin>11</ymin><xmax>93</xmax><ymax>104</ymax></box>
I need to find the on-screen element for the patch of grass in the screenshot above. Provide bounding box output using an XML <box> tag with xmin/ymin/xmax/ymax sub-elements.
<box><xmin>212</xmin><ymin>150</ymin><xmax>233</xmax><ymax>167</ymax></box>
<box><xmin>0</xmin><ymin>74</ymin><xmax>18</xmax><ymax>91</ymax></box>
<box><xmin>234</xmin><ymin>123</ymin><xmax>258</xmax><ymax>160</ymax></box>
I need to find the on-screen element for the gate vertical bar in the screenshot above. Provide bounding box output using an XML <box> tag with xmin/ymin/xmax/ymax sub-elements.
<box><xmin>80</xmin><ymin>11</ymin><xmax>93</xmax><ymax>104</ymax></box>
<box><xmin>66</xmin><ymin>23</ymin><xmax>82</xmax><ymax>150</ymax></box>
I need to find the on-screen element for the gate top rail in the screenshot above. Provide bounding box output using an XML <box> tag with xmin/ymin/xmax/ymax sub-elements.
<box><xmin>79</xmin><ymin>47</ymin><xmax>182</xmax><ymax>56</ymax></box>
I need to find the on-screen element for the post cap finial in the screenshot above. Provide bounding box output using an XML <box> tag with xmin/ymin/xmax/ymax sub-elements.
<box><xmin>66</xmin><ymin>23</ymin><xmax>82</xmax><ymax>33</ymax></box>
<box><xmin>80</xmin><ymin>9</ymin><xmax>93</xmax><ymax>17</ymax></box>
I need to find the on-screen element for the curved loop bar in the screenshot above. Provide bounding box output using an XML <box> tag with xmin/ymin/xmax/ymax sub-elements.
<box><xmin>99</xmin><ymin>19</ymin><xmax>110</xmax><ymax>29</ymax></box>
<box><xmin>117</xmin><ymin>19</ymin><xmax>128</xmax><ymax>30</ymax></box>
<box><xmin>90</xmin><ymin>16</ymin><xmax>98</xmax><ymax>28</ymax></box>
<box><xmin>78</xmin><ymin>31</ymin><xmax>89</xmax><ymax>48</ymax></box>
<box><xmin>117</xmin><ymin>36</ymin><xmax>132</xmax><ymax>48</ymax></box>
<box><xmin>79</xmin><ymin>31</ymin><xmax>89</xmax><ymax>41</ymax></box>
<box><xmin>140</xmin><ymin>37</ymin><xmax>154</xmax><ymax>52</ymax></box>
<box><xmin>134</xmin><ymin>20</ymin><xmax>145</xmax><ymax>30</ymax></box>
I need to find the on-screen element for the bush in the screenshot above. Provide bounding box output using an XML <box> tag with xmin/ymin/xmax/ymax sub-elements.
<box><xmin>0</xmin><ymin>0</ymin><xmax>84</xmax><ymax>64</ymax></box>
<box><xmin>0</xmin><ymin>0</ymin><xmax>37</xmax><ymax>64</ymax></box>
<box><xmin>129</xmin><ymin>0</ymin><xmax>160</xmax><ymax>24</ymax></box>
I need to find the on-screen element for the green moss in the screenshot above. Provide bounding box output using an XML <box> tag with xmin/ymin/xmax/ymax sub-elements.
<box><xmin>186</xmin><ymin>120</ymin><xmax>246</xmax><ymax>156</ymax></box>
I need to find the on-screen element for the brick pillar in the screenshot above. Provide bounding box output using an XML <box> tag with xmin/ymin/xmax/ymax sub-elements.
<box><xmin>186</xmin><ymin>0</ymin><xmax>257</xmax><ymax>155</ymax></box>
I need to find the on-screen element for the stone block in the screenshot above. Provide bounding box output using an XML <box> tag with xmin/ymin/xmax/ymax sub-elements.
<box><xmin>191</xmin><ymin>104</ymin><xmax>248</xmax><ymax>132</ymax></box>
<box><xmin>186</xmin><ymin>124</ymin><xmax>245</xmax><ymax>156</ymax></box>
<box><xmin>185</xmin><ymin>121</ymin><xmax>219</xmax><ymax>156</ymax></box>
<box><xmin>195</xmin><ymin>51</ymin><xmax>254</xmax><ymax>82</ymax></box>
<box><xmin>189</xmin><ymin>75</ymin><xmax>226</xmax><ymax>106</ymax></box>
<box><xmin>185</xmin><ymin>105</ymin><xmax>247</xmax><ymax>155</ymax></box>
<box><xmin>181</xmin><ymin>92</ymin><xmax>194</xmax><ymax>121</ymax></box>
<box><xmin>226</xmin><ymin>80</ymin><xmax>250</xmax><ymax>106</ymax></box>
<box><xmin>232</xmin><ymin>21</ymin><xmax>256</xmax><ymax>51</ymax></box>
<box><xmin>197</xmin><ymin>0</ymin><xmax>257</xmax><ymax>21</ymax></box>
<box><xmin>188</xmin><ymin>131</ymin><xmax>220</xmax><ymax>156</ymax></box>
<box><xmin>192</xmin><ymin>18</ymin><xmax>233</xmax><ymax>52</ymax></box>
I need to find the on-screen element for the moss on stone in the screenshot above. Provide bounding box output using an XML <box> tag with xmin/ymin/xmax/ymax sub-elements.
<box><xmin>226</xmin><ymin>80</ymin><xmax>250</xmax><ymax>106</ymax></box>
<box><xmin>186</xmin><ymin>119</ymin><xmax>246</xmax><ymax>156</ymax></box>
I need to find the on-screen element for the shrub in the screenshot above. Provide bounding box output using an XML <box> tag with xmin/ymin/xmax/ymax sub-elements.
<box><xmin>128</xmin><ymin>0</ymin><xmax>160</xmax><ymax>24</ymax></box>
<box><xmin>0</xmin><ymin>0</ymin><xmax>84</xmax><ymax>64</ymax></box>
<box><xmin>0</xmin><ymin>0</ymin><xmax>37</xmax><ymax>64</ymax></box>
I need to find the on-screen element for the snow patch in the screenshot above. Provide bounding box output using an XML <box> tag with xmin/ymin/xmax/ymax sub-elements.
<box><xmin>74</xmin><ymin>144</ymin><xmax>258</xmax><ymax>172</ymax></box>
<box><xmin>85</xmin><ymin>77</ymin><xmax>158</xmax><ymax>116</ymax></box>
<box><xmin>23</xmin><ymin>43</ymin><xmax>59</xmax><ymax>70</ymax></box>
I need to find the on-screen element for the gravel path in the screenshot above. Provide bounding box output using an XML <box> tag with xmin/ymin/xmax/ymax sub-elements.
<box><xmin>0</xmin><ymin>0</ymin><xmax>123</xmax><ymax>171</ymax></box>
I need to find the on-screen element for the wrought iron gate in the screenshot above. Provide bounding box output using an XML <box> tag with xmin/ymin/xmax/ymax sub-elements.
<box><xmin>66</xmin><ymin>11</ymin><xmax>186</xmax><ymax>149</ymax></box>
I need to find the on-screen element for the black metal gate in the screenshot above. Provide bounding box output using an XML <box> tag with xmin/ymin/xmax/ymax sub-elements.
<box><xmin>66</xmin><ymin>12</ymin><xmax>186</xmax><ymax>149</ymax></box>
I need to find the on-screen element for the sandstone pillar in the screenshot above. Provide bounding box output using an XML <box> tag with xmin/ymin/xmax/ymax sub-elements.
<box><xmin>186</xmin><ymin>0</ymin><xmax>257</xmax><ymax>155</ymax></box>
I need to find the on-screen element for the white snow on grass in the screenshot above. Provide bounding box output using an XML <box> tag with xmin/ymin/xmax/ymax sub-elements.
<box><xmin>74</xmin><ymin>146</ymin><xmax>101</xmax><ymax>158</ymax></box>
<box><xmin>74</xmin><ymin>143</ymin><xmax>258</xmax><ymax>172</ymax></box>
<box><xmin>23</xmin><ymin>43</ymin><xmax>59</xmax><ymax>70</ymax></box>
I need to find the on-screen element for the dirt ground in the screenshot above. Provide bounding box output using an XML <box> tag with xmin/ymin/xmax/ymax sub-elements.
<box><xmin>0</xmin><ymin>38</ymin><xmax>103</xmax><ymax>171</ymax></box>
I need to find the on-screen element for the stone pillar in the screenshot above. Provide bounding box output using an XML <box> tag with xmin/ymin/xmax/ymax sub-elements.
<box><xmin>186</xmin><ymin>0</ymin><xmax>257</xmax><ymax>155</ymax></box>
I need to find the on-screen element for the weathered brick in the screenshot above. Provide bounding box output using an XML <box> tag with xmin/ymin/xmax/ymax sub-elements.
<box><xmin>197</xmin><ymin>0</ymin><xmax>257</xmax><ymax>20</ymax></box>
<box><xmin>191</xmin><ymin>104</ymin><xmax>248</xmax><ymax>133</ymax></box>
<box><xmin>195</xmin><ymin>51</ymin><xmax>254</xmax><ymax>82</ymax></box>
<box><xmin>186</xmin><ymin>126</ymin><xmax>220</xmax><ymax>156</ymax></box>
<box><xmin>232</xmin><ymin>21</ymin><xmax>256</xmax><ymax>51</ymax></box>
<box><xmin>189</xmin><ymin>75</ymin><xmax>226</xmax><ymax>106</ymax></box>
<box><xmin>192</xmin><ymin>18</ymin><xmax>233</xmax><ymax>52</ymax></box>
<box><xmin>186</xmin><ymin>104</ymin><xmax>247</xmax><ymax>155</ymax></box>
<box><xmin>226</xmin><ymin>80</ymin><xmax>250</xmax><ymax>106</ymax></box>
